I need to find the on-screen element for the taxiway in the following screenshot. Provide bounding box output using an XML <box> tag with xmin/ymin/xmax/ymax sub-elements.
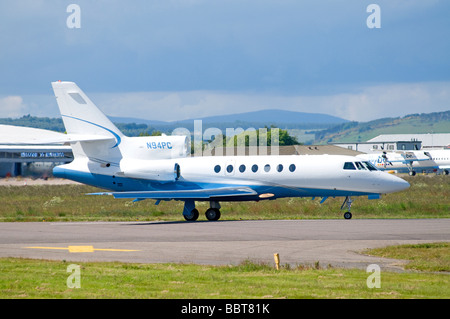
<box><xmin>0</xmin><ymin>219</ymin><xmax>448</xmax><ymax>271</ymax></box>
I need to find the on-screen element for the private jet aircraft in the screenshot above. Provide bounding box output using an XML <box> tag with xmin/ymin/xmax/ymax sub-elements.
<box><xmin>51</xmin><ymin>81</ymin><xmax>410</xmax><ymax>220</ymax></box>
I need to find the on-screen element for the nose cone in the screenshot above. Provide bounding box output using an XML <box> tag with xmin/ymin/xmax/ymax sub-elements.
<box><xmin>385</xmin><ymin>174</ymin><xmax>410</xmax><ymax>193</ymax></box>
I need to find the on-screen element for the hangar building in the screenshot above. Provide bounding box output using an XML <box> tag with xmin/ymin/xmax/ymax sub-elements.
<box><xmin>0</xmin><ymin>125</ymin><xmax>73</xmax><ymax>177</ymax></box>
<box><xmin>331</xmin><ymin>133</ymin><xmax>450</xmax><ymax>153</ymax></box>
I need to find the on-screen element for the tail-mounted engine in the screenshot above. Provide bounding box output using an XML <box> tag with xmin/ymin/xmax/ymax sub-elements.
<box><xmin>119</xmin><ymin>159</ymin><xmax>181</xmax><ymax>182</ymax></box>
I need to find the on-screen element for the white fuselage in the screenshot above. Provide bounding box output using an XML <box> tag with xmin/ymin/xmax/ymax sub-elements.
<box><xmin>54</xmin><ymin>153</ymin><xmax>410</xmax><ymax>200</ymax></box>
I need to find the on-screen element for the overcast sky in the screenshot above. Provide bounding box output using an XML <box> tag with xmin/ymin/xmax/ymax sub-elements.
<box><xmin>0</xmin><ymin>0</ymin><xmax>449</xmax><ymax>122</ymax></box>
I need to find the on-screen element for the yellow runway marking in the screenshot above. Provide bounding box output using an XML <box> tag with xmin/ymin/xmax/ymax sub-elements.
<box><xmin>25</xmin><ymin>245</ymin><xmax>140</xmax><ymax>253</ymax></box>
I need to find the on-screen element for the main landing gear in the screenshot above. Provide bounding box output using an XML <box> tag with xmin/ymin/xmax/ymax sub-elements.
<box><xmin>183</xmin><ymin>200</ymin><xmax>221</xmax><ymax>221</ymax></box>
<box><xmin>341</xmin><ymin>196</ymin><xmax>353</xmax><ymax>220</ymax></box>
<box><xmin>183</xmin><ymin>208</ymin><xmax>199</xmax><ymax>221</ymax></box>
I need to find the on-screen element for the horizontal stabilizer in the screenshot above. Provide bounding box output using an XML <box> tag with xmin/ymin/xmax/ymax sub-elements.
<box><xmin>89</xmin><ymin>187</ymin><xmax>258</xmax><ymax>200</ymax></box>
<box><xmin>58</xmin><ymin>134</ymin><xmax>115</xmax><ymax>143</ymax></box>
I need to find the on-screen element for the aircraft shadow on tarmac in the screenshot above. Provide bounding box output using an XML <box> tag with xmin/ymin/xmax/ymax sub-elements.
<box><xmin>124</xmin><ymin>219</ymin><xmax>241</xmax><ymax>226</ymax></box>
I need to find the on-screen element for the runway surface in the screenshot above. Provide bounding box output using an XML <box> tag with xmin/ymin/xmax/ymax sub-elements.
<box><xmin>0</xmin><ymin>219</ymin><xmax>449</xmax><ymax>270</ymax></box>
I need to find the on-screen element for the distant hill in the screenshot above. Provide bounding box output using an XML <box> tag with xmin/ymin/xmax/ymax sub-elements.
<box><xmin>110</xmin><ymin>109</ymin><xmax>348</xmax><ymax>132</ymax></box>
<box><xmin>314</xmin><ymin>110</ymin><xmax>450</xmax><ymax>144</ymax></box>
<box><xmin>176</xmin><ymin>109</ymin><xmax>347</xmax><ymax>125</ymax></box>
<box><xmin>3</xmin><ymin>110</ymin><xmax>447</xmax><ymax>142</ymax></box>
<box><xmin>0</xmin><ymin>110</ymin><xmax>348</xmax><ymax>137</ymax></box>
<box><xmin>0</xmin><ymin>115</ymin><xmax>64</xmax><ymax>132</ymax></box>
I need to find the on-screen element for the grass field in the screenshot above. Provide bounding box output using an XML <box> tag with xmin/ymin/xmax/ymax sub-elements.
<box><xmin>0</xmin><ymin>175</ymin><xmax>448</xmax><ymax>222</ymax></box>
<box><xmin>0</xmin><ymin>243</ymin><xmax>449</xmax><ymax>299</ymax></box>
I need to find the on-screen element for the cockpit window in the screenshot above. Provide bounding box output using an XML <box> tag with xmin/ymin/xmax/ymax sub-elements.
<box><xmin>343</xmin><ymin>162</ymin><xmax>356</xmax><ymax>170</ymax></box>
<box><xmin>355</xmin><ymin>162</ymin><xmax>366</xmax><ymax>170</ymax></box>
<box><xmin>363</xmin><ymin>161</ymin><xmax>378</xmax><ymax>171</ymax></box>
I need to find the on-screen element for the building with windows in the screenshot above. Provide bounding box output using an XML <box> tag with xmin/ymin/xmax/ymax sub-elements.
<box><xmin>367</xmin><ymin>134</ymin><xmax>450</xmax><ymax>149</ymax></box>
<box><xmin>331</xmin><ymin>133</ymin><xmax>450</xmax><ymax>153</ymax></box>
<box><xmin>0</xmin><ymin>125</ymin><xmax>73</xmax><ymax>177</ymax></box>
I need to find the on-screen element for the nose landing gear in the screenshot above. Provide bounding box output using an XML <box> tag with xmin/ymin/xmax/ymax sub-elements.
<box><xmin>341</xmin><ymin>196</ymin><xmax>353</xmax><ymax>219</ymax></box>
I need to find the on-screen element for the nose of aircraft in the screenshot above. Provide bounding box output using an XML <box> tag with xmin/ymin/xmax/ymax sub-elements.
<box><xmin>385</xmin><ymin>174</ymin><xmax>410</xmax><ymax>193</ymax></box>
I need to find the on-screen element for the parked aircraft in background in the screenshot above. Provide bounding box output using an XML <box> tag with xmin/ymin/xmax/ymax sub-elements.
<box><xmin>357</xmin><ymin>150</ymin><xmax>450</xmax><ymax>176</ymax></box>
<box><xmin>50</xmin><ymin>81</ymin><xmax>410</xmax><ymax>220</ymax></box>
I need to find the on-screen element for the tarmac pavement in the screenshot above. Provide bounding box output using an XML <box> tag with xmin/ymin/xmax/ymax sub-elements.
<box><xmin>0</xmin><ymin>219</ymin><xmax>449</xmax><ymax>271</ymax></box>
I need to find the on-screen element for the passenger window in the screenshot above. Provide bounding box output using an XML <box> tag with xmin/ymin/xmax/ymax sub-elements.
<box><xmin>289</xmin><ymin>164</ymin><xmax>296</xmax><ymax>172</ymax></box>
<box><xmin>252</xmin><ymin>164</ymin><xmax>258</xmax><ymax>173</ymax></box>
<box><xmin>343</xmin><ymin>162</ymin><xmax>356</xmax><ymax>170</ymax></box>
<box><xmin>214</xmin><ymin>165</ymin><xmax>221</xmax><ymax>173</ymax></box>
<box><xmin>239</xmin><ymin>164</ymin><xmax>246</xmax><ymax>173</ymax></box>
<box><xmin>264</xmin><ymin>164</ymin><xmax>271</xmax><ymax>172</ymax></box>
<box><xmin>276</xmin><ymin>164</ymin><xmax>283</xmax><ymax>172</ymax></box>
<box><xmin>227</xmin><ymin>165</ymin><xmax>233</xmax><ymax>173</ymax></box>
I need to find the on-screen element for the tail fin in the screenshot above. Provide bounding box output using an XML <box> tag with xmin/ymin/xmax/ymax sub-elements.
<box><xmin>51</xmin><ymin>81</ymin><xmax>123</xmax><ymax>147</ymax></box>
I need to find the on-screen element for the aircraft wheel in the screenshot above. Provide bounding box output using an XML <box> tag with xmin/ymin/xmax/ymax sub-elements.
<box><xmin>344</xmin><ymin>212</ymin><xmax>352</xmax><ymax>220</ymax></box>
<box><xmin>205</xmin><ymin>208</ymin><xmax>221</xmax><ymax>221</ymax></box>
<box><xmin>184</xmin><ymin>208</ymin><xmax>199</xmax><ymax>221</ymax></box>
<box><xmin>409</xmin><ymin>171</ymin><xmax>416</xmax><ymax>176</ymax></box>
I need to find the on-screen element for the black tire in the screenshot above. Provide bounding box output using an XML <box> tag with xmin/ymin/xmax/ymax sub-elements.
<box><xmin>344</xmin><ymin>212</ymin><xmax>352</xmax><ymax>220</ymax></box>
<box><xmin>205</xmin><ymin>208</ymin><xmax>221</xmax><ymax>221</ymax></box>
<box><xmin>184</xmin><ymin>208</ymin><xmax>199</xmax><ymax>221</ymax></box>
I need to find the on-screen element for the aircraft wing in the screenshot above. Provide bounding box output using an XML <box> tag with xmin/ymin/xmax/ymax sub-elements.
<box><xmin>89</xmin><ymin>186</ymin><xmax>258</xmax><ymax>200</ymax></box>
<box><xmin>401</xmin><ymin>152</ymin><xmax>431</xmax><ymax>163</ymax></box>
<box><xmin>383</xmin><ymin>152</ymin><xmax>431</xmax><ymax>164</ymax></box>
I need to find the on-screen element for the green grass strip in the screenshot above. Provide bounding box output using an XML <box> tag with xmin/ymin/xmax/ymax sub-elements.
<box><xmin>1</xmin><ymin>256</ymin><xmax>449</xmax><ymax>299</ymax></box>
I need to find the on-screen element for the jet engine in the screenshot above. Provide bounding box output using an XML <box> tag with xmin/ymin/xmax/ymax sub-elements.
<box><xmin>119</xmin><ymin>159</ymin><xmax>181</xmax><ymax>182</ymax></box>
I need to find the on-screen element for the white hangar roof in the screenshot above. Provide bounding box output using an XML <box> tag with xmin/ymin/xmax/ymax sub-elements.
<box><xmin>0</xmin><ymin>125</ymin><xmax>67</xmax><ymax>145</ymax></box>
<box><xmin>368</xmin><ymin>133</ymin><xmax>450</xmax><ymax>148</ymax></box>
